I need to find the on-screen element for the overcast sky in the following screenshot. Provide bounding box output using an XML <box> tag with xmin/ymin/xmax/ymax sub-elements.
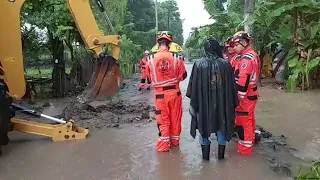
<box><xmin>158</xmin><ymin>0</ymin><xmax>214</xmax><ymax>41</ymax></box>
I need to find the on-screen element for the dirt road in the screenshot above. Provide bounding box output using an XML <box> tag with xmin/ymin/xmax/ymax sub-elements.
<box><xmin>0</xmin><ymin>64</ymin><xmax>319</xmax><ymax>180</ymax></box>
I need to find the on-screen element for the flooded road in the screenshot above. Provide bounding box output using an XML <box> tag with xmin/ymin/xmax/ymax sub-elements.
<box><xmin>0</xmin><ymin>64</ymin><xmax>318</xmax><ymax>180</ymax></box>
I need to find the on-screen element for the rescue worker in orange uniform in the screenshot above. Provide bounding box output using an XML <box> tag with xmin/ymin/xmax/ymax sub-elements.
<box><xmin>231</xmin><ymin>31</ymin><xmax>261</xmax><ymax>155</ymax></box>
<box><xmin>138</xmin><ymin>50</ymin><xmax>152</xmax><ymax>90</ymax></box>
<box><xmin>225</xmin><ymin>37</ymin><xmax>241</xmax><ymax>70</ymax></box>
<box><xmin>146</xmin><ymin>31</ymin><xmax>187</xmax><ymax>152</ymax></box>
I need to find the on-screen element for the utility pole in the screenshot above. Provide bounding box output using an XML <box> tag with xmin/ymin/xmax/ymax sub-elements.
<box><xmin>155</xmin><ymin>0</ymin><xmax>158</xmax><ymax>33</ymax></box>
<box><xmin>167</xmin><ymin>9</ymin><xmax>170</xmax><ymax>29</ymax></box>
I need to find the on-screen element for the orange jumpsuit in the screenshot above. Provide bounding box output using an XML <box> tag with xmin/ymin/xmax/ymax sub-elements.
<box><xmin>234</xmin><ymin>46</ymin><xmax>260</xmax><ymax>155</ymax></box>
<box><xmin>230</xmin><ymin>53</ymin><xmax>241</xmax><ymax>71</ymax></box>
<box><xmin>146</xmin><ymin>49</ymin><xmax>187</xmax><ymax>152</ymax></box>
<box><xmin>139</xmin><ymin>57</ymin><xmax>151</xmax><ymax>89</ymax></box>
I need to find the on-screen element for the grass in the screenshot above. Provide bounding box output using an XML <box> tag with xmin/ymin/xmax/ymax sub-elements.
<box><xmin>25</xmin><ymin>68</ymin><xmax>52</xmax><ymax>78</ymax></box>
<box><xmin>25</xmin><ymin>67</ymin><xmax>71</xmax><ymax>79</ymax></box>
<box><xmin>24</xmin><ymin>67</ymin><xmax>72</xmax><ymax>99</ymax></box>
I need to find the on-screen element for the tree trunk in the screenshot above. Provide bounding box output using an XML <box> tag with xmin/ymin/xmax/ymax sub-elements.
<box><xmin>49</xmin><ymin>32</ymin><xmax>66</xmax><ymax>98</ymax></box>
<box><xmin>244</xmin><ymin>0</ymin><xmax>254</xmax><ymax>34</ymax></box>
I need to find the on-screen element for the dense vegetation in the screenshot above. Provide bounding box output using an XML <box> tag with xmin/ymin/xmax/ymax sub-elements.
<box><xmin>185</xmin><ymin>0</ymin><xmax>320</xmax><ymax>92</ymax></box>
<box><xmin>21</xmin><ymin>0</ymin><xmax>184</xmax><ymax>98</ymax></box>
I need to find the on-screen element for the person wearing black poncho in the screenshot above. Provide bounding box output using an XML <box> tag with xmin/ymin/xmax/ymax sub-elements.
<box><xmin>186</xmin><ymin>37</ymin><xmax>239</xmax><ymax>160</ymax></box>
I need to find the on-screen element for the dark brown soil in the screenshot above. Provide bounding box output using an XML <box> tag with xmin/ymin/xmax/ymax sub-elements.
<box><xmin>14</xmin><ymin>74</ymin><xmax>156</xmax><ymax>130</ymax></box>
<box><xmin>57</xmin><ymin>100</ymin><xmax>156</xmax><ymax>129</ymax></box>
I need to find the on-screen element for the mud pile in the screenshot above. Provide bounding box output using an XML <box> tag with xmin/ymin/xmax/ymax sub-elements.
<box><xmin>57</xmin><ymin>100</ymin><xmax>156</xmax><ymax>129</ymax></box>
<box><xmin>254</xmin><ymin>125</ymin><xmax>304</xmax><ymax>177</ymax></box>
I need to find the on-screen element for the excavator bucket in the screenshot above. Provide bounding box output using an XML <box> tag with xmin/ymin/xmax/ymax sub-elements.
<box><xmin>77</xmin><ymin>55</ymin><xmax>123</xmax><ymax>103</ymax></box>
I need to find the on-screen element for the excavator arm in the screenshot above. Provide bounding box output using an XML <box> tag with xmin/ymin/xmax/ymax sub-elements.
<box><xmin>68</xmin><ymin>0</ymin><xmax>120</xmax><ymax>59</ymax></box>
<box><xmin>0</xmin><ymin>0</ymin><xmax>123</xmax><ymax>150</ymax></box>
<box><xmin>0</xmin><ymin>0</ymin><xmax>123</xmax><ymax>102</ymax></box>
<box><xmin>67</xmin><ymin>0</ymin><xmax>123</xmax><ymax>103</ymax></box>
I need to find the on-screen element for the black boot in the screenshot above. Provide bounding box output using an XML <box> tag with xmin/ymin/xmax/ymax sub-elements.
<box><xmin>201</xmin><ymin>145</ymin><xmax>210</xmax><ymax>160</ymax></box>
<box><xmin>235</xmin><ymin>126</ymin><xmax>244</xmax><ymax>140</ymax></box>
<box><xmin>255</xmin><ymin>130</ymin><xmax>262</xmax><ymax>144</ymax></box>
<box><xmin>218</xmin><ymin>145</ymin><xmax>225</xmax><ymax>160</ymax></box>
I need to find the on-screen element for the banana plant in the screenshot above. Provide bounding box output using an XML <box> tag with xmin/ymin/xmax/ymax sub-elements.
<box><xmin>252</xmin><ymin>0</ymin><xmax>320</xmax><ymax>92</ymax></box>
<box><xmin>286</xmin><ymin>17</ymin><xmax>320</xmax><ymax>92</ymax></box>
<box><xmin>295</xmin><ymin>161</ymin><xmax>320</xmax><ymax>180</ymax></box>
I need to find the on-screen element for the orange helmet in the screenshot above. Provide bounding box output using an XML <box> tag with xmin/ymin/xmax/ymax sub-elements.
<box><xmin>156</xmin><ymin>31</ymin><xmax>173</xmax><ymax>42</ymax></box>
<box><xmin>225</xmin><ymin>37</ymin><xmax>233</xmax><ymax>47</ymax></box>
<box><xmin>231</xmin><ymin>31</ymin><xmax>253</xmax><ymax>43</ymax></box>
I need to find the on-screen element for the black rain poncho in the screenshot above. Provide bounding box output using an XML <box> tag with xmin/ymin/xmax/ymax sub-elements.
<box><xmin>186</xmin><ymin>37</ymin><xmax>239</xmax><ymax>141</ymax></box>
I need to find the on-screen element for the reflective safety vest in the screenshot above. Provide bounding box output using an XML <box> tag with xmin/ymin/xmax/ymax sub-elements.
<box><xmin>234</xmin><ymin>47</ymin><xmax>260</xmax><ymax>100</ymax></box>
<box><xmin>147</xmin><ymin>51</ymin><xmax>186</xmax><ymax>88</ymax></box>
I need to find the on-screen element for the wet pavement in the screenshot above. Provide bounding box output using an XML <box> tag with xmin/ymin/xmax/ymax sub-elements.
<box><xmin>0</xmin><ymin>64</ymin><xmax>319</xmax><ymax>180</ymax></box>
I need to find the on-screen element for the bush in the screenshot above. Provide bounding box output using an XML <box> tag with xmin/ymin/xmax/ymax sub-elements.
<box><xmin>295</xmin><ymin>162</ymin><xmax>320</xmax><ymax>180</ymax></box>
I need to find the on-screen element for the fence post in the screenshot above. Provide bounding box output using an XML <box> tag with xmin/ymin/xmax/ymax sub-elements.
<box><xmin>135</xmin><ymin>63</ymin><xmax>139</xmax><ymax>73</ymax></box>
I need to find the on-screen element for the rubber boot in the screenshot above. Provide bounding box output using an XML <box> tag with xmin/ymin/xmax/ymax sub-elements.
<box><xmin>235</xmin><ymin>126</ymin><xmax>244</xmax><ymax>140</ymax></box>
<box><xmin>255</xmin><ymin>130</ymin><xmax>262</xmax><ymax>144</ymax></box>
<box><xmin>201</xmin><ymin>145</ymin><xmax>210</xmax><ymax>160</ymax></box>
<box><xmin>218</xmin><ymin>145</ymin><xmax>225</xmax><ymax>160</ymax></box>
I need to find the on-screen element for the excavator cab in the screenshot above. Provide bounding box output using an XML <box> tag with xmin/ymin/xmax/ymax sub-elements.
<box><xmin>0</xmin><ymin>0</ymin><xmax>123</xmax><ymax>151</ymax></box>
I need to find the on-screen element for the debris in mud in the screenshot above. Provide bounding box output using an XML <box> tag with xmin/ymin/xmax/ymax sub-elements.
<box><xmin>256</xmin><ymin>125</ymin><xmax>273</xmax><ymax>138</ymax></box>
<box><xmin>255</xmin><ymin>127</ymin><xmax>291</xmax><ymax>153</ymax></box>
<box><xmin>253</xmin><ymin>125</ymin><xmax>304</xmax><ymax>177</ymax></box>
<box><xmin>42</xmin><ymin>102</ymin><xmax>51</xmax><ymax>107</ymax></box>
<box><xmin>57</xmin><ymin>100</ymin><xmax>156</xmax><ymax>129</ymax></box>
<box><xmin>266</xmin><ymin>158</ymin><xmax>292</xmax><ymax>176</ymax></box>
<box><xmin>259</xmin><ymin>134</ymin><xmax>287</xmax><ymax>152</ymax></box>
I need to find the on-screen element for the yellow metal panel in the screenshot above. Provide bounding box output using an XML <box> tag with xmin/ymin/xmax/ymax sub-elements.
<box><xmin>67</xmin><ymin>0</ymin><xmax>120</xmax><ymax>60</ymax></box>
<box><xmin>0</xmin><ymin>0</ymin><xmax>26</xmax><ymax>100</ymax></box>
<box><xmin>11</xmin><ymin>118</ymin><xmax>89</xmax><ymax>141</ymax></box>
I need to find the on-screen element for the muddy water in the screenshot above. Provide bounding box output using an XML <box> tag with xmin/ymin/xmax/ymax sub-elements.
<box><xmin>0</xmin><ymin>64</ymin><xmax>318</xmax><ymax>180</ymax></box>
<box><xmin>256</xmin><ymin>88</ymin><xmax>320</xmax><ymax>162</ymax></box>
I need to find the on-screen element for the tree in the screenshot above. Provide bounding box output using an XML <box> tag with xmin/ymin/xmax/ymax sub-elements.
<box><xmin>22</xmin><ymin>0</ymin><xmax>75</xmax><ymax>97</ymax></box>
<box><xmin>190</xmin><ymin>0</ymin><xmax>320</xmax><ymax>91</ymax></box>
<box><xmin>158</xmin><ymin>0</ymin><xmax>184</xmax><ymax>45</ymax></box>
<box><xmin>185</xmin><ymin>0</ymin><xmax>244</xmax><ymax>58</ymax></box>
<box><xmin>21</xmin><ymin>0</ymin><xmax>129</xmax><ymax>97</ymax></box>
<box><xmin>252</xmin><ymin>0</ymin><xmax>320</xmax><ymax>91</ymax></box>
<box><xmin>20</xmin><ymin>0</ymin><xmax>185</xmax><ymax>98</ymax></box>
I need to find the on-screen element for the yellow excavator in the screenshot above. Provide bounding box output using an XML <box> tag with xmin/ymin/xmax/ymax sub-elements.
<box><xmin>0</xmin><ymin>0</ymin><xmax>123</xmax><ymax>154</ymax></box>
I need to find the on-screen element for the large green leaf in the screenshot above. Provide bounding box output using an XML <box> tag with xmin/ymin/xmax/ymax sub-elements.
<box><xmin>288</xmin><ymin>56</ymin><xmax>299</xmax><ymax>68</ymax></box>
<box><xmin>270</xmin><ymin>3</ymin><xmax>311</xmax><ymax>18</ymax></box>
<box><xmin>310</xmin><ymin>23</ymin><xmax>320</xmax><ymax>39</ymax></box>
<box><xmin>299</xmin><ymin>40</ymin><xmax>313</xmax><ymax>49</ymax></box>
<box><xmin>296</xmin><ymin>28</ymin><xmax>306</xmax><ymax>39</ymax></box>
<box><xmin>306</xmin><ymin>57</ymin><xmax>320</xmax><ymax>70</ymax></box>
